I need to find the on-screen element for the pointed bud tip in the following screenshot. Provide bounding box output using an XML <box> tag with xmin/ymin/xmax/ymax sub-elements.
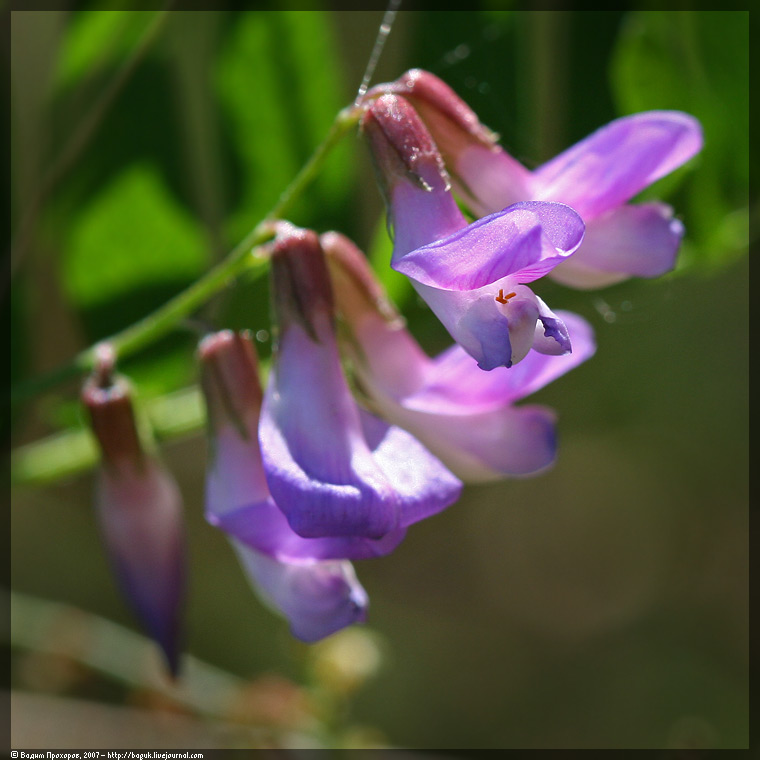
<box><xmin>361</xmin><ymin>94</ymin><xmax>449</xmax><ymax>194</ymax></box>
<box><xmin>82</xmin><ymin>363</ymin><xmax>143</xmax><ymax>468</ymax></box>
<box><xmin>270</xmin><ymin>224</ymin><xmax>334</xmax><ymax>340</ymax></box>
<box><xmin>395</xmin><ymin>69</ymin><xmax>499</xmax><ymax>146</ymax></box>
<box><xmin>198</xmin><ymin>330</ymin><xmax>263</xmax><ymax>435</ymax></box>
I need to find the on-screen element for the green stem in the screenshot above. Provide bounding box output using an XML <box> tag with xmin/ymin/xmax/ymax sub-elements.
<box><xmin>267</xmin><ymin>104</ymin><xmax>363</xmax><ymax>221</ymax></box>
<box><xmin>10</xmin><ymin>104</ymin><xmax>364</xmax><ymax>408</ymax></box>
<box><xmin>10</xmin><ymin>224</ymin><xmax>273</xmax><ymax>406</ymax></box>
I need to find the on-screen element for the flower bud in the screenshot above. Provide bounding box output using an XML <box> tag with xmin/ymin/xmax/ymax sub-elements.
<box><xmin>369</xmin><ymin>69</ymin><xmax>534</xmax><ymax>215</ymax></box>
<box><xmin>198</xmin><ymin>329</ymin><xmax>373</xmax><ymax>641</ymax></box>
<box><xmin>361</xmin><ymin>94</ymin><xmax>465</xmax><ymax>254</ymax></box>
<box><xmin>261</xmin><ymin>224</ymin><xmax>461</xmax><ymax>541</ymax></box>
<box><xmin>82</xmin><ymin>348</ymin><xmax>186</xmax><ymax>675</ymax></box>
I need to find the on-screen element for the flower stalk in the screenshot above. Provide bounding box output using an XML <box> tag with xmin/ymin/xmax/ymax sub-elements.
<box><xmin>9</xmin><ymin>104</ymin><xmax>365</xmax><ymax>410</ymax></box>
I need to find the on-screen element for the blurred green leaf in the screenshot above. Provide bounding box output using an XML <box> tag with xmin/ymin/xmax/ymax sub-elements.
<box><xmin>611</xmin><ymin>11</ymin><xmax>749</xmax><ymax>272</ymax></box>
<box><xmin>62</xmin><ymin>162</ymin><xmax>209</xmax><ymax>309</ymax></box>
<box><xmin>54</xmin><ymin>11</ymin><xmax>162</xmax><ymax>92</ymax></box>
<box><xmin>59</xmin><ymin>163</ymin><xmax>210</xmax><ymax>398</ymax></box>
<box><xmin>215</xmin><ymin>11</ymin><xmax>352</xmax><ymax>243</ymax></box>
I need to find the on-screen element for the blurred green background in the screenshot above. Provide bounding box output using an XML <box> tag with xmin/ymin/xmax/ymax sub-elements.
<box><xmin>8</xmin><ymin>8</ymin><xmax>749</xmax><ymax>750</ymax></box>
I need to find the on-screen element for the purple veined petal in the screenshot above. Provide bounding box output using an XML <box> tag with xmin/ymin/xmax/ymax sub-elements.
<box><xmin>352</xmin><ymin>315</ymin><xmax>595</xmax><ymax>481</ymax></box>
<box><xmin>412</xmin><ymin>277</ymin><xmax>565</xmax><ymax>370</ymax></box>
<box><xmin>412</xmin><ymin>280</ymin><xmax>514</xmax><ymax>371</ymax></box>
<box><xmin>206</xmin><ymin>426</ymin><xmax>269</xmax><ymax>520</ymax></box>
<box><xmin>358</xmin><ymin>409</ymin><xmax>463</xmax><ymax>528</ymax></box>
<box><xmin>351</xmin><ymin>314</ymin><xmax>433</xmax><ymax>400</ymax></box>
<box><xmin>230</xmin><ymin>541</ymin><xmax>369</xmax><ymax>643</ymax></box>
<box><xmin>392</xmin><ymin>201</ymin><xmax>584</xmax><ymax>291</ymax></box>
<box><xmin>214</xmin><ymin>499</ymin><xmax>408</xmax><ymax>562</ymax></box>
<box><xmin>260</xmin><ymin>322</ymin><xmax>461</xmax><ymax>539</ymax></box>
<box><xmin>389</xmin><ymin>172</ymin><xmax>469</xmax><ymax>259</ymax></box>
<box><xmin>260</xmin><ymin>323</ymin><xmax>398</xmax><ymax>540</ymax></box>
<box><xmin>533</xmin><ymin>111</ymin><xmax>704</xmax><ymax>219</ymax></box>
<box><xmin>549</xmin><ymin>202</ymin><xmax>685</xmax><ymax>289</ymax></box>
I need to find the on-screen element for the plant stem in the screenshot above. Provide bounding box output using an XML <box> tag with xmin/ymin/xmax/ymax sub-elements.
<box><xmin>266</xmin><ymin>104</ymin><xmax>363</xmax><ymax>221</ymax></box>
<box><xmin>10</xmin><ymin>104</ymin><xmax>364</xmax><ymax>409</ymax></box>
<box><xmin>9</xmin><ymin>224</ymin><xmax>273</xmax><ymax>407</ymax></box>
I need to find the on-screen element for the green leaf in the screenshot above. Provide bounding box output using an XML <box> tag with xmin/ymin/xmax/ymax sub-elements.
<box><xmin>610</xmin><ymin>11</ymin><xmax>749</xmax><ymax>273</ymax></box>
<box><xmin>54</xmin><ymin>11</ymin><xmax>162</xmax><ymax>92</ymax></box>
<box><xmin>215</xmin><ymin>11</ymin><xmax>352</xmax><ymax>242</ymax></box>
<box><xmin>62</xmin><ymin>162</ymin><xmax>209</xmax><ymax>309</ymax></box>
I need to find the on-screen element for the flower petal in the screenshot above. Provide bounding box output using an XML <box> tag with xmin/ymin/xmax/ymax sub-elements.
<box><xmin>392</xmin><ymin>201</ymin><xmax>584</xmax><ymax>290</ymax></box>
<box><xmin>412</xmin><ymin>281</ymin><xmax>514</xmax><ymax>370</ymax></box>
<box><xmin>366</xmin><ymin>398</ymin><xmax>558</xmax><ymax>482</ymax></box>
<box><xmin>453</xmin><ymin>144</ymin><xmax>535</xmax><ymax>216</ymax></box>
<box><xmin>549</xmin><ymin>202</ymin><xmax>684</xmax><ymax>289</ymax></box>
<box><xmin>385</xmin><ymin>310</ymin><xmax>595</xmax><ymax>412</ymax></box>
<box><xmin>96</xmin><ymin>462</ymin><xmax>186</xmax><ymax>675</ymax></box>
<box><xmin>261</xmin><ymin>324</ymin><xmax>460</xmax><ymax>539</ymax></box>
<box><xmin>213</xmin><ymin>499</ymin><xmax>407</xmax><ymax>562</ymax></box>
<box><xmin>351</xmin><ymin>313</ymin><xmax>595</xmax><ymax>482</ymax></box>
<box><xmin>206</xmin><ymin>424</ymin><xmax>407</xmax><ymax>561</ymax></box>
<box><xmin>359</xmin><ymin>410</ymin><xmax>463</xmax><ymax>528</ymax></box>
<box><xmin>532</xmin><ymin>111</ymin><xmax>703</xmax><ymax>219</ymax></box>
<box><xmin>231</xmin><ymin>541</ymin><xmax>369</xmax><ymax>643</ymax></box>
<box><xmin>532</xmin><ymin>297</ymin><xmax>572</xmax><ymax>356</ymax></box>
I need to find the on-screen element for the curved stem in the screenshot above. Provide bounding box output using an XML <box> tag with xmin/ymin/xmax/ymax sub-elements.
<box><xmin>10</xmin><ymin>105</ymin><xmax>365</xmax><ymax>408</ymax></box>
<box><xmin>267</xmin><ymin>104</ymin><xmax>363</xmax><ymax>221</ymax></box>
<box><xmin>10</xmin><ymin>224</ymin><xmax>274</xmax><ymax>406</ymax></box>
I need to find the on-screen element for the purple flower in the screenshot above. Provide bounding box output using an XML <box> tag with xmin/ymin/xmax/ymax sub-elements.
<box><xmin>198</xmin><ymin>329</ymin><xmax>370</xmax><ymax>642</ymax></box>
<box><xmin>378</xmin><ymin>69</ymin><xmax>703</xmax><ymax>289</ymax></box>
<box><xmin>323</xmin><ymin>232</ymin><xmax>596</xmax><ymax>482</ymax></box>
<box><xmin>361</xmin><ymin>94</ymin><xmax>586</xmax><ymax>370</ymax></box>
<box><xmin>259</xmin><ymin>224</ymin><xmax>462</xmax><ymax>541</ymax></box>
<box><xmin>82</xmin><ymin>346</ymin><xmax>186</xmax><ymax>674</ymax></box>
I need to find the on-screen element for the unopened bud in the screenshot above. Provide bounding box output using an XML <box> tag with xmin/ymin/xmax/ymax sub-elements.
<box><xmin>361</xmin><ymin>94</ymin><xmax>450</xmax><ymax>199</ymax></box>
<box><xmin>82</xmin><ymin>351</ymin><xmax>186</xmax><ymax>676</ymax></box>
<box><xmin>198</xmin><ymin>329</ymin><xmax>263</xmax><ymax>441</ymax></box>
<box><xmin>361</xmin><ymin>95</ymin><xmax>465</xmax><ymax>256</ymax></box>
<box><xmin>370</xmin><ymin>68</ymin><xmax>499</xmax><ymax>155</ymax></box>
<box><xmin>270</xmin><ymin>223</ymin><xmax>335</xmax><ymax>343</ymax></box>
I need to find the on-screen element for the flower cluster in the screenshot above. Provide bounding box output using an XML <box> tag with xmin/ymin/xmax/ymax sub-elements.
<box><xmin>82</xmin><ymin>69</ymin><xmax>701</xmax><ymax>671</ymax></box>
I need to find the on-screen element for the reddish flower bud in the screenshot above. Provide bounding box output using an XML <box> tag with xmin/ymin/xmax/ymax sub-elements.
<box><xmin>82</xmin><ymin>347</ymin><xmax>186</xmax><ymax>675</ymax></box>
